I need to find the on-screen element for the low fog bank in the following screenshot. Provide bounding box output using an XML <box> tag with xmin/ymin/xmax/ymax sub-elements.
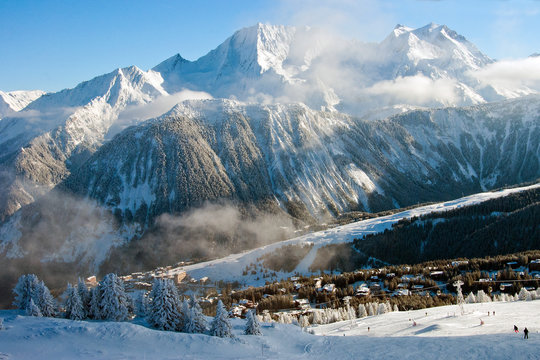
<box><xmin>0</xmin><ymin>195</ymin><xmax>301</xmax><ymax>308</ymax></box>
<box><xmin>100</xmin><ymin>201</ymin><xmax>298</xmax><ymax>276</ymax></box>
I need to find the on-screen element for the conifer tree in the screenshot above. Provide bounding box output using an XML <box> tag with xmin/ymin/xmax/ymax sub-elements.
<box><xmin>180</xmin><ymin>298</ymin><xmax>190</xmax><ymax>324</ymax></box>
<box><xmin>89</xmin><ymin>286</ymin><xmax>102</xmax><ymax>319</ymax></box>
<box><xmin>77</xmin><ymin>278</ymin><xmax>90</xmax><ymax>316</ymax></box>
<box><xmin>184</xmin><ymin>296</ymin><xmax>207</xmax><ymax>333</ymax></box>
<box><xmin>465</xmin><ymin>292</ymin><xmax>476</xmax><ymax>304</ymax></box>
<box><xmin>298</xmin><ymin>315</ymin><xmax>310</xmax><ymax>329</ymax></box>
<box><xmin>358</xmin><ymin>304</ymin><xmax>367</xmax><ymax>318</ymax></box>
<box><xmin>100</xmin><ymin>273</ymin><xmax>129</xmax><ymax>321</ymax></box>
<box><xmin>134</xmin><ymin>291</ymin><xmax>149</xmax><ymax>317</ymax></box>
<box><xmin>518</xmin><ymin>287</ymin><xmax>532</xmax><ymax>301</ymax></box>
<box><xmin>147</xmin><ymin>279</ymin><xmax>182</xmax><ymax>331</ymax></box>
<box><xmin>13</xmin><ymin>274</ymin><xmax>40</xmax><ymax>310</ymax></box>
<box><xmin>26</xmin><ymin>298</ymin><xmax>42</xmax><ymax>317</ymax></box>
<box><xmin>0</xmin><ymin>317</ymin><xmax>4</xmax><ymax>330</ymax></box>
<box><xmin>210</xmin><ymin>300</ymin><xmax>233</xmax><ymax>337</ymax></box>
<box><xmin>63</xmin><ymin>283</ymin><xmax>84</xmax><ymax>320</ymax></box>
<box><xmin>244</xmin><ymin>309</ymin><xmax>262</xmax><ymax>335</ymax></box>
<box><xmin>36</xmin><ymin>281</ymin><xmax>57</xmax><ymax>317</ymax></box>
<box><xmin>312</xmin><ymin>310</ymin><xmax>323</xmax><ymax>324</ymax></box>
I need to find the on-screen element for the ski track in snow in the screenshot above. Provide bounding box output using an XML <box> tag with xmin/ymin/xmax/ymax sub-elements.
<box><xmin>0</xmin><ymin>300</ymin><xmax>539</xmax><ymax>359</ymax></box>
<box><xmin>172</xmin><ymin>183</ymin><xmax>539</xmax><ymax>284</ymax></box>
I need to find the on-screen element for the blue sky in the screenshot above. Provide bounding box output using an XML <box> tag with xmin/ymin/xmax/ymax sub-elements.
<box><xmin>1</xmin><ymin>0</ymin><xmax>539</xmax><ymax>92</ymax></box>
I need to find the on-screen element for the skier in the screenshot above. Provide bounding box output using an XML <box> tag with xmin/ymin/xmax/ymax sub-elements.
<box><xmin>524</xmin><ymin>327</ymin><xmax>529</xmax><ymax>339</ymax></box>
<box><xmin>514</xmin><ymin>325</ymin><xmax>519</xmax><ymax>333</ymax></box>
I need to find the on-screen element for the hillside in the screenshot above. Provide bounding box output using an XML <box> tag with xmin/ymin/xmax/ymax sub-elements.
<box><xmin>162</xmin><ymin>182</ymin><xmax>540</xmax><ymax>286</ymax></box>
<box><xmin>0</xmin><ymin>300</ymin><xmax>538</xmax><ymax>359</ymax></box>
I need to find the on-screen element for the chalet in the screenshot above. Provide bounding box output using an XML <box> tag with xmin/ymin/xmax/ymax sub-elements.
<box><xmin>395</xmin><ymin>289</ymin><xmax>411</xmax><ymax>296</ymax></box>
<box><xmin>318</xmin><ymin>284</ymin><xmax>336</xmax><ymax>293</ymax></box>
<box><xmin>85</xmin><ymin>276</ymin><xmax>98</xmax><ymax>287</ymax></box>
<box><xmin>238</xmin><ymin>299</ymin><xmax>256</xmax><ymax>308</ymax></box>
<box><xmin>229</xmin><ymin>305</ymin><xmax>246</xmax><ymax>318</ymax></box>
<box><xmin>294</xmin><ymin>298</ymin><xmax>311</xmax><ymax>310</ymax></box>
<box><xmin>386</xmin><ymin>273</ymin><xmax>396</xmax><ymax>278</ymax></box>
<box><xmin>429</xmin><ymin>271</ymin><xmax>444</xmax><ymax>279</ymax></box>
<box><xmin>529</xmin><ymin>259</ymin><xmax>540</xmax><ymax>272</ymax></box>
<box><xmin>412</xmin><ymin>284</ymin><xmax>424</xmax><ymax>290</ymax></box>
<box><xmin>506</xmin><ymin>261</ymin><xmax>520</xmax><ymax>269</ymax></box>
<box><xmin>500</xmin><ymin>283</ymin><xmax>513</xmax><ymax>291</ymax></box>
<box><xmin>355</xmin><ymin>286</ymin><xmax>370</xmax><ymax>297</ymax></box>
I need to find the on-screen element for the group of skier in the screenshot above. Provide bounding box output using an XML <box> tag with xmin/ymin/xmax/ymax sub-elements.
<box><xmin>514</xmin><ymin>325</ymin><xmax>529</xmax><ymax>339</ymax></box>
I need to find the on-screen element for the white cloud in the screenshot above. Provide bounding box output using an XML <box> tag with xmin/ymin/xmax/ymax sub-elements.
<box><xmin>471</xmin><ymin>57</ymin><xmax>540</xmax><ymax>91</ymax></box>
<box><xmin>362</xmin><ymin>75</ymin><xmax>459</xmax><ymax>106</ymax></box>
<box><xmin>109</xmin><ymin>89</ymin><xmax>213</xmax><ymax>137</ymax></box>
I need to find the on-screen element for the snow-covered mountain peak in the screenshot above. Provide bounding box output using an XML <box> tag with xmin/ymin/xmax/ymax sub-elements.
<box><xmin>199</xmin><ymin>23</ymin><xmax>297</xmax><ymax>77</ymax></box>
<box><xmin>0</xmin><ymin>90</ymin><xmax>45</xmax><ymax>118</ymax></box>
<box><xmin>392</xmin><ymin>24</ymin><xmax>414</xmax><ymax>37</ymax></box>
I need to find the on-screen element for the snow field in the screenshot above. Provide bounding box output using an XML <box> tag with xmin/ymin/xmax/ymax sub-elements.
<box><xmin>0</xmin><ymin>300</ymin><xmax>539</xmax><ymax>359</ymax></box>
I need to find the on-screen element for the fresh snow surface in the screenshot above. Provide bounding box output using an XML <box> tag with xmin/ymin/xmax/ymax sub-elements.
<box><xmin>171</xmin><ymin>183</ymin><xmax>540</xmax><ymax>285</ymax></box>
<box><xmin>0</xmin><ymin>90</ymin><xmax>45</xmax><ymax>118</ymax></box>
<box><xmin>0</xmin><ymin>300</ymin><xmax>539</xmax><ymax>359</ymax></box>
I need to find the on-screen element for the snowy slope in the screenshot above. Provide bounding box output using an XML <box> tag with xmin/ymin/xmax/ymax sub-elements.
<box><xmin>167</xmin><ymin>183</ymin><xmax>540</xmax><ymax>285</ymax></box>
<box><xmin>0</xmin><ymin>67</ymin><xmax>167</xmax><ymax>219</ymax></box>
<box><xmin>0</xmin><ymin>300</ymin><xmax>539</xmax><ymax>359</ymax></box>
<box><xmin>0</xmin><ymin>90</ymin><xmax>45</xmax><ymax>118</ymax></box>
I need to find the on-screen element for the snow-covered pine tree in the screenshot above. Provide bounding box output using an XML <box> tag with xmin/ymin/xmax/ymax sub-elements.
<box><xmin>0</xmin><ymin>317</ymin><xmax>4</xmax><ymax>330</ymax></box>
<box><xmin>347</xmin><ymin>304</ymin><xmax>356</xmax><ymax>320</ymax></box>
<box><xmin>518</xmin><ymin>287</ymin><xmax>532</xmax><ymax>301</ymax></box>
<box><xmin>367</xmin><ymin>303</ymin><xmax>375</xmax><ymax>316</ymax></box>
<box><xmin>476</xmin><ymin>290</ymin><xmax>492</xmax><ymax>303</ymax></box>
<box><xmin>244</xmin><ymin>309</ymin><xmax>262</xmax><ymax>335</ymax></box>
<box><xmin>100</xmin><ymin>273</ymin><xmax>129</xmax><ymax>321</ymax></box>
<box><xmin>184</xmin><ymin>296</ymin><xmax>207</xmax><ymax>333</ymax></box>
<box><xmin>36</xmin><ymin>281</ymin><xmax>57</xmax><ymax>317</ymax></box>
<box><xmin>180</xmin><ymin>297</ymin><xmax>190</xmax><ymax>323</ymax></box>
<box><xmin>393</xmin><ymin>304</ymin><xmax>399</xmax><ymax>312</ymax></box>
<box><xmin>210</xmin><ymin>300</ymin><xmax>233</xmax><ymax>337</ymax></box>
<box><xmin>147</xmin><ymin>279</ymin><xmax>182</xmax><ymax>331</ymax></box>
<box><xmin>299</xmin><ymin>315</ymin><xmax>310</xmax><ymax>328</ymax></box>
<box><xmin>134</xmin><ymin>291</ymin><xmax>149</xmax><ymax>317</ymax></box>
<box><xmin>13</xmin><ymin>274</ymin><xmax>40</xmax><ymax>310</ymax></box>
<box><xmin>465</xmin><ymin>292</ymin><xmax>476</xmax><ymax>304</ymax></box>
<box><xmin>377</xmin><ymin>303</ymin><xmax>388</xmax><ymax>315</ymax></box>
<box><xmin>77</xmin><ymin>278</ymin><xmax>90</xmax><ymax>316</ymax></box>
<box><xmin>260</xmin><ymin>311</ymin><xmax>272</xmax><ymax>323</ymax></box>
<box><xmin>312</xmin><ymin>310</ymin><xmax>323</xmax><ymax>324</ymax></box>
<box><xmin>64</xmin><ymin>283</ymin><xmax>85</xmax><ymax>320</ymax></box>
<box><xmin>26</xmin><ymin>298</ymin><xmax>42</xmax><ymax>317</ymax></box>
<box><xmin>89</xmin><ymin>286</ymin><xmax>102</xmax><ymax>319</ymax></box>
<box><xmin>358</xmin><ymin>304</ymin><xmax>367</xmax><ymax>318</ymax></box>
